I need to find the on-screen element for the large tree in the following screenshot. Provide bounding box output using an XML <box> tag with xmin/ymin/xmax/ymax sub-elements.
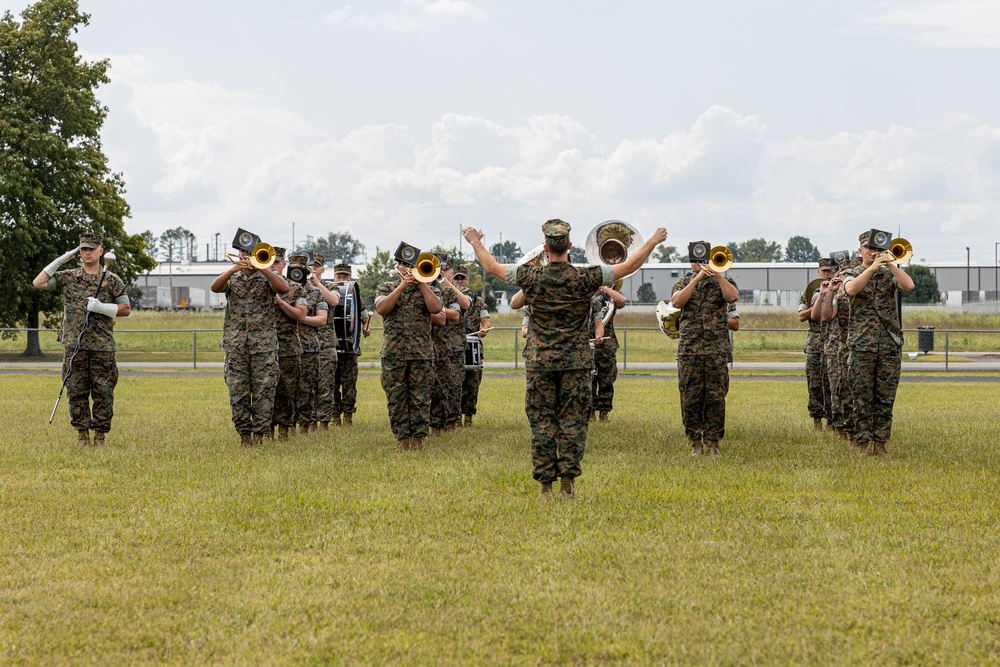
<box><xmin>903</xmin><ymin>265</ymin><xmax>940</xmax><ymax>304</ymax></box>
<box><xmin>0</xmin><ymin>0</ymin><xmax>154</xmax><ymax>356</ymax></box>
<box><xmin>310</xmin><ymin>231</ymin><xmax>365</xmax><ymax>264</ymax></box>
<box><xmin>159</xmin><ymin>226</ymin><xmax>195</xmax><ymax>263</ymax></box>
<box><xmin>357</xmin><ymin>249</ymin><xmax>396</xmax><ymax>307</ymax></box>
<box><xmin>489</xmin><ymin>240</ymin><xmax>522</xmax><ymax>264</ymax></box>
<box><xmin>784</xmin><ymin>235</ymin><xmax>821</xmax><ymax>262</ymax></box>
<box><xmin>735</xmin><ymin>238</ymin><xmax>783</xmax><ymax>262</ymax></box>
<box><xmin>649</xmin><ymin>245</ymin><xmax>680</xmax><ymax>263</ymax></box>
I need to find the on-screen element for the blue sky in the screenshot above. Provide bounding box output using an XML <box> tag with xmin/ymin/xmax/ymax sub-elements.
<box><xmin>10</xmin><ymin>0</ymin><xmax>1000</xmax><ymax>264</ymax></box>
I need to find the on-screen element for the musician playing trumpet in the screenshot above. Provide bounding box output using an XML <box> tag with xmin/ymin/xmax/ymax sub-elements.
<box><xmin>670</xmin><ymin>244</ymin><xmax>740</xmax><ymax>457</ymax></box>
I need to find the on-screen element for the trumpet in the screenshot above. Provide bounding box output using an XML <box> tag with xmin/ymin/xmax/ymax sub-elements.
<box><xmin>701</xmin><ymin>246</ymin><xmax>734</xmax><ymax>274</ymax></box>
<box><xmin>227</xmin><ymin>242</ymin><xmax>276</xmax><ymax>270</ymax></box>
<box><xmin>885</xmin><ymin>237</ymin><xmax>912</xmax><ymax>264</ymax></box>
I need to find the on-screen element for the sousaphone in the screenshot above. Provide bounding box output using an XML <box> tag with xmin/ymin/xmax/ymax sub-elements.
<box><xmin>656</xmin><ymin>300</ymin><xmax>681</xmax><ymax>339</ymax></box>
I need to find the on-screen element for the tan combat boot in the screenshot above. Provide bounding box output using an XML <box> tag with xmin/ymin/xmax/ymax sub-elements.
<box><xmin>343</xmin><ymin>413</ymin><xmax>353</xmax><ymax>426</ymax></box>
<box><xmin>599</xmin><ymin>411</ymin><xmax>609</xmax><ymax>422</ymax></box>
<box><xmin>689</xmin><ymin>440</ymin><xmax>703</xmax><ymax>457</ymax></box>
<box><xmin>277</xmin><ymin>425</ymin><xmax>289</xmax><ymax>442</ymax></box>
<box><xmin>319</xmin><ymin>421</ymin><xmax>329</xmax><ymax>430</ymax></box>
<box><xmin>410</xmin><ymin>437</ymin><xmax>424</xmax><ymax>452</ymax></box>
<box><xmin>395</xmin><ymin>438</ymin><xmax>410</xmax><ymax>452</ymax></box>
<box><xmin>813</xmin><ymin>418</ymin><xmax>823</xmax><ymax>430</ymax></box>
<box><xmin>240</xmin><ymin>433</ymin><xmax>253</xmax><ymax>447</ymax></box>
<box><xmin>332</xmin><ymin>413</ymin><xmax>342</xmax><ymax>426</ymax></box>
<box><xmin>873</xmin><ymin>442</ymin><xmax>889</xmax><ymax>457</ymax></box>
<box><xmin>92</xmin><ymin>431</ymin><xmax>106</xmax><ymax>446</ymax></box>
<box><xmin>463</xmin><ymin>414</ymin><xmax>473</xmax><ymax>427</ymax></box>
<box><xmin>705</xmin><ymin>441</ymin><xmax>721</xmax><ymax>457</ymax></box>
<box><xmin>539</xmin><ymin>481</ymin><xmax>553</xmax><ymax>500</ymax></box>
<box><xmin>589</xmin><ymin>411</ymin><xmax>596</xmax><ymax>422</ymax></box>
<box><xmin>559</xmin><ymin>477</ymin><xmax>576</xmax><ymax>499</ymax></box>
<box><xmin>77</xmin><ymin>429</ymin><xmax>90</xmax><ymax>446</ymax></box>
<box><xmin>431</xmin><ymin>427</ymin><xmax>442</xmax><ymax>438</ymax></box>
<box><xmin>857</xmin><ymin>441</ymin><xmax>873</xmax><ymax>456</ymax></box>
<box><xmin>251</xmin><ymin>432</ymin><xmax>264</xmax><ymax>447</ymax></box>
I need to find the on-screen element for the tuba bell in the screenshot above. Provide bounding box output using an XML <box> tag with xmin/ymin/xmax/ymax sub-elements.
<box><xmin>517</xmin><ymin>244</ymin><xmax>548</xmax><ymax>268</ymax></box>
<box><xmin>887</xmin><ymin>237</ymin><xmax>912</xmax><ymax>264</ymax></box>
<box><xmin>412</xmin><ymin>252</ymin><xmax>441</xmax><ymax>283</ymax></box>
<box><xmin>803</xmin><ymin>278</ymin><xmax>824</xmax><ymax>307</ymax></box>
<box><xmin>584</xmin><ymin>220</ymin><xmax>645</xmax><ymax>277</ymax></box>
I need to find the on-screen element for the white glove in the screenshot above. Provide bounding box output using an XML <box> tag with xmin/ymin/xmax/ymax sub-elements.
<box><xmin>44</xmin><ymin>246</ymin><xmax>81</xmax><ymax>277</ymax></box>
<box><xmin>86</xmin><ymin>297</ymin><xmax>119</xmax><ymax>318</ymax></box>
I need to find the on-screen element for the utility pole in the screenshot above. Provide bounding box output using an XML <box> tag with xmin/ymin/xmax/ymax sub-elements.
<box><xmin>967</xmin><ymin>246</ymin><xmax>971</xmax><ymax>302</ymax></box>
<box><xmin>215</xmin><ymin>233</ymin><xmax>220</xmax><ymax>261</ymax></box>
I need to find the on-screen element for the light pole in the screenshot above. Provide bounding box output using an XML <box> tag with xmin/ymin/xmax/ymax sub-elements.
<box><xmin>214</xmin><ymin>233</ymin><xmax>220</xmax><ymax>261</ymax></box>
<box><xmin>966</xmin><ymin>246</ymin><xmax>971</xmax><ymax>301</ymax></box>
<box><xmin>995</xmin><ymin>241</ymin><xmax>998</xmax><ymax>302</ymax></box>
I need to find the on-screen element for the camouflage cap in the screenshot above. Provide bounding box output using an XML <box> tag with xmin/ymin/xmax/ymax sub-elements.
<box><xmin>312</xmin><ymin>253</ymin><xmax>325</xmax><ymax>266</ymax></box>
<box><xmin>333</xmin><ymin>263</ymin><xmax>352</xmax><ymax>275</ymax></box>
<box><xmin>818</xmin><ymin>258</ymin><xmax>834</xmax><ymax>269</ymax></box>
<box><xmin>288</xmin><ymin>254</ymin><xmax>308</xmax><ymax>267</ymax></box>
<box><xmin>453</xmin><ymin>265</ymin><xmax>469</xmax><ymax>278</ymax></box>
<box><xmin>542</xmin><ymin>218</ymin><xmax>571</xmax><ymax>241</ymax></box>
<box><xmin>79</xmin><ymin>233</ymin><xmax>102</xmax><ymax>249</ymax></box>
<box><xmin>858</xmin><ymin>231</ymin><xmax>870</xmax><ymax>246</ymax></box>
<box><xmin>273</xmin><ymin>246</ymin><xmax>287</xmax><ymax>262</ymax></box>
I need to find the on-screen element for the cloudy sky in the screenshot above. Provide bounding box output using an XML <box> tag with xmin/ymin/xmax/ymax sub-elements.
<box><xmin>12</xmin><ymin>0</ymin><xmax>1000</xmax><ymax>264</ymax></box>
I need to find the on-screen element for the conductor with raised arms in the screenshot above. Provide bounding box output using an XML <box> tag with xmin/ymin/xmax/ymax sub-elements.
<box><xmin>463</xmin><ymin>221</ymin><xmax>666</xmax><ymax>499</ymax></box>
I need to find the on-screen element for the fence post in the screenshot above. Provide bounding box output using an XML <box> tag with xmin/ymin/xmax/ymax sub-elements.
<box><xmin>514</xmin><ymin>327</ymin><xmax>519</xmax><ymax>370</ymax></box>
<box><xmin>622</xmin><ymin>328</ymin><xmax>627</xmax><ymax>371</ymax></box>
<box><xmin>945</xmin><ymin>330</ymin><xmax>949</xmax><ymax>372</ymax></box>
<box><xmin>193</xmin><ymin>330</ymin><xmax>198</xmax><ymax>369</ymax></box>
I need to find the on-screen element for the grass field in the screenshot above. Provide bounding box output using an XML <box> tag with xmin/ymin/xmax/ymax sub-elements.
<box><xmin>3</xmin><ymin>373</ymin><xmax>1000</xmax><ymax>664</ymax></box>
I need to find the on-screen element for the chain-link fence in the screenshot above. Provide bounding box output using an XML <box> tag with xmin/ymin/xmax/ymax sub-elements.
<box><xmin>3</xmin><ymin>327</ymin><xmax>999</xmax><ymax>372</ymax></box>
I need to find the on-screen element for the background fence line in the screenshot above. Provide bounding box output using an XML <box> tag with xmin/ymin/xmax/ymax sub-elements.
<box><xmin>3</xmin><ymin>327</ymin><xmax>998</xmax><ymax>372</ymax></box>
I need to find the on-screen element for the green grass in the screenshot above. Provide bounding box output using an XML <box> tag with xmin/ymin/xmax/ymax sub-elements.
<box><xmin>2</xmin><ymin>374</ymin><xmax>1000</xmax><ymax>664</ymax></box>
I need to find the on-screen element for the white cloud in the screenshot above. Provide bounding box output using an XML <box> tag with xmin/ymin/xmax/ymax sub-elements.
<box><xmin>854</xmin><ymin>0</ymin><xmax>1000</xmax><ymax>49</ymax></box>
<box><xmin>322</xmin><ymin>0</ymin><xmax>483</xmax><ymax>31</ymax></box>
<box><xmin>408</xmin><ymin>0</ymin><xmax>485</xmax><ymax>19</ymax></box>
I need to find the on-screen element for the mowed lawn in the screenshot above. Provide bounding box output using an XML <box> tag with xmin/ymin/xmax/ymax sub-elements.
<box><xmin>2</xmin><ymin>373</ymin><xmax>999</xmax><ymax>665</ymax></box>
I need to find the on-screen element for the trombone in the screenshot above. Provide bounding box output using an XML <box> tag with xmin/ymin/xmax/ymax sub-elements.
<box><xmin>227</xmin><ymin>242</ymin><xmax>276</xmax><ymax>270</ymax></box>
<box><xmin>396</xmin><ymin>252</ymin><xmax>441</xmax><ymax>283</ymax></box>
<box><xmin>702</xmin><ymin>246</ymin><xmax>734</xmax><ymax>274</ymax></box>
<box><xmin>886</xmin><ymin>237</ymin><xmax>912</xmax><ymax>264</ymax></box>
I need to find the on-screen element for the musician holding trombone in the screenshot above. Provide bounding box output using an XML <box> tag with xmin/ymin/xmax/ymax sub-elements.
<box><xmin>839</xmin><ymin>230</ymin><xmax>915</xmax><ymax>456</ymax></box>
<box><xmin>33</xmin><ymin>233</ymin><xmax>130</xmax><ymax>446</ymax></box>
<box><xmin>463</xmin><ymin>220</ymin><xmax>666</xmax><ymax>499</ymax></box>
<box><xmin>670</xmin><ymin>242</ymin><xmax>740</xmax><ymax>457</ymax></box>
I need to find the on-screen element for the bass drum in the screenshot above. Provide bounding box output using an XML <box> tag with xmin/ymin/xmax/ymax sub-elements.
<box><xmin>333</xmin><ymin>280</ymin><xmax>362</xmax><ymax>354</ymax></box>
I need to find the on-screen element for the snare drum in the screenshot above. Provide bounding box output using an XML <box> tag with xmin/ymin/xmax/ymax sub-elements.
<box><xmin>464</xmin><ymin>334</ymin><xmax>484</xmax><ymax>369</ymax></box>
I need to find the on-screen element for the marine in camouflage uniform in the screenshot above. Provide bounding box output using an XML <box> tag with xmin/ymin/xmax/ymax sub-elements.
<box><xmin>311</xmin><ymin>254</ymin><xmax>341</xmax><ymax>429</ymax></box>
<box><xmin>591</xmin><ymin>285</ymin><xmax>625</xmax><ymax>421</ymax></box>
<box><xmin>841</xmin><ymin>232</ymin><xmax>915</xmax><ymax>455</ymax></box>
<box><xmin>671</xmin><ymin>260</ymin><xmax>740</xmax><ymax>456</ymax></box>
<box><xmin>820</xmin><ymin>258</ymin><xmax>862</xmax><ymax>442</ymax></box>
<box><xmin>454</xmin><ymin>266</ymin><xmax>490</xmax><ymax>426</ymax></box>
<box><xmin>374</xmin><ymin>265</ymin><xmax>444</xmax><ymax>451</ymax></box>
<box><xmin>295</xmin><ymin>254</ymin><xmax>329</xmax><ymax>432</ymax></box>
<box><xmin>270</xmin><ymin>248</ymin><xmax>308</xmax><ymax>440</ymax></box>
<box><xmin>331</xmin><ymin>263</ymin><xmax>371</xmax><ymax>426</ymax></box>
<box><xmin>429</xmin><ymin>258</ymin><xmax>472</xmax><ymax>434</ymax></box>
<box><xmin>212</xmin><ymin>241</ymin><xmax>290</xmax><ymax>445</ymax></box>
<box><xmin>464</xmin><ymin>220</ymin><xmax>666</xmax><ymax>498</ymax></box>
<box><xmin>799</xmin><ymin>259</ymin><xmax>835</xmax><ymax>429</ymax></box>
<box><xmin>34</xmin><ymin>233</ymin><xmax>130</xmax><ymax>446</ymax></box>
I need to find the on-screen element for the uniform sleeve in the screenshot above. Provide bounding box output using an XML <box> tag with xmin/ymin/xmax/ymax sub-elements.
<box><xmin>728</xmin><ymin>303</ymin><xmax>740</xmax><ymax>319</ymax></box>
<box><xmin>48</xmin><ymin>269</ymin><xmax>71</xmax><ymax>292</ymax></box>
<box><xmin>600</xmin><ymin>265</ymin><xmax>614</xmax><ymax>288</ymax></box>
<box><xmin>316</xmin><ymin>301</ymin><xmax>329</xmax><ymax>312</ymax></box>
<box><xmin>670</xmin><ymin>278</ymin><xmax>687</xmax><ymax>301</ymax></box>
<box><xmin>506</xmin><ymin>264</ymin><xmax>527</xmax><ymax>286</ymax></box>
<box><xmin>110</xmin><ymin>274</ymin><xmax>130</xmax><ymax>304</ymax></box>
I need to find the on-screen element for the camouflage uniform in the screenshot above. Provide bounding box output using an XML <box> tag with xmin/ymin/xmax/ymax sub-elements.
<box><xmin>49</xmin><ymin>266</ymin><xmax>129</xmax><ymax>434</ymax></box>
<box><xmin>272</xmin><ymin>281</ymin><xmax>307</xmax><ymax>428</ymax></box>
<box><xmin>223</xmin><ymin>270</ymin><xmax>280</xmax><ymax>437</ymax></box>
<box><xmin>672</xmin><ymin>273</ymin><xmax>739</xmax><ymax>446</ymax></box>
<box><xmin>316</xmin><ymin>279</ymin><xmax>340</xmax><ymax>424</ymax></box>
<box><xmin>376</xmin><ymin>279</ymin><xmax>443</xmax><ymax>441</ymax></box>
<box><xmin>296</xmin><ymin>283</ymin><xmax>328</xmax><ymax>429</ymax></box>
<box><xmin>461</xmin><ymin>292</ymin><xmax>490</xmax><ymax>417</ymax></box>
<box><xmin>429</xmin><ymin>282</ymin><xmax>465</xmax><ymax>430</ymax></box>
<box><xmin>591</xmin><ymin>293</ymin><xmax>621</xmax><ymax>415</ymax></box>
<box><xmin>829</xmin><ymin>260</ymin><xmax>864</xmax><ymax>437</ymax></box>
<box><xmin>844</xmin><ymin>265</ymin><xmax>904</xmax><ymax>448</ymax></box>
<box><xmin>506</xmin><ymin>259</ymin><xmax>615</xmax><ymax>484</ymax></box>
<box><xmin>800</xmin><ymin>290</ymin><xmax>831</xmax><ymax>422</ymax></box>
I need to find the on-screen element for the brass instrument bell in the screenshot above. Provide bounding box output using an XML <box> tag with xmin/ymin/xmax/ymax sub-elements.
<box><xmin>706</xmin><ymin>245</ymin><xmax>734</xmax><ymax>273</ymax></box>
<box><xmin>584</xmin><ymin>220</ymin><xmax>645</xmax><ymax>278</ymax></box>
<box><xmin>412</xmin><ymin>252</ymin><xmax>441</xmax><ymax>283</ymax></box>
<box><xmin>888</xmin><ymin>237</ymin><xmax>912</xmax><ymax>264</ymax></box>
